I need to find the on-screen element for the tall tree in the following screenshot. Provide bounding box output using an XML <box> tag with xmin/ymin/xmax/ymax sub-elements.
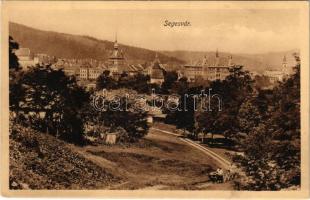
<box><xmin>9</xmin><ymin>36</ymin><xmax>20</xmax><ymax>70</ymax></box>
<box><xmin>14</xmin><ymin>64</ymin><xmax>90</xmax><ymax>144</ymax></box>
<box><xmin>161</xmin><ymin>71</ymin><xmax>178</xmax><ymax>94</ymax></box>
<box><xmin>238</xmin><ymin>98</ymin><xmax>261</xmax><ymax>134</ymax></box>
<box><xmin>96</xmin><ymin>70</ymin><xmax>116</xmax><ymax>90</ymax></box>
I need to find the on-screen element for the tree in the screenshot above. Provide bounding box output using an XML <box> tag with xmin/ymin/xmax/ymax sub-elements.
<box><xmin>171</xmin><ymin>77</ymin><xmax>188</xmax><ymax>94</ymax></box>
<box><xmin>86</xmin><ymin>93</ymin><xmax>149</xmax><ymax>143</ymax></box>
<box><xmin>237</xmin><ymin>98</ymin><xmax>261</xmax><ymax>134</ymax></box>
<box><xmin>171</xmin><ymin>77</ymin><xmax>197</xmax><ymax>134</ymax></box>
<box><xmin>196</xmin><ymin>66</ymin><xmax>255</xmax><ymax>141</ymax></box>
<box><xmin>9</xmin><ymin>36</ymin><xmax>24</xmax><ymax>111</ymax></box>
<box><xmin>124</xmin><ymin>73</ymin><xmax>150</xmax><ymax>93</ymax></box>
<box><xmin>9</xmin><ymin>36</ymin><xmax>20</xmax><ymax>70</ymax></box>
<box><xmin>96</xmin><ymin>70</ymin><xmax>116</xmax><ymax>90</ymax></box>
<box><xmin>254</xmin><ymin>75</ymin><xmax>272</xmax><ymax>89</ymax></box>
<box><xmin>217</xmin><ymin>66</ymin><xmax>254</xmax><ymax>138</ymax></box>
<box><xmin>161</xmin><ymin>71</ymin><xmax>178</xmax><ymax>94</ymax></box>
<box><xmin>13</xmin><ymin>64</ymin><xmax>90</xmax><ymax>144</ymax></box>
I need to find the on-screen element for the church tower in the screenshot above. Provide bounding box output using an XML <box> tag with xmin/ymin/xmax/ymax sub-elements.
<box><xmin>215</xmin><ymin>49</ymin><xmax>220</xmax><ymax>66</ymax></box>
<box><xmin>282</xmin><ymin>55</ymin><xmax>289</xmax><ymax>75</ymax></box>
<box><xmin>202</xmin><ymin>55</ymin><xmax>208</xmax><ymax>66</ymax></box>
<box><xmin>109</xmin><ymin>32</ymin><xmax>125</xmax><ymax>75</ymax></box>
<box><xmin>228</xmin><ymin>55</ymin><xmax>233</xmax><ymax>66</ymax></box>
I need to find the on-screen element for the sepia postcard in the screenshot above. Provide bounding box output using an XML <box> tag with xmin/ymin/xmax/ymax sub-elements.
<box><xmin>1</xmin><ymin>1</ymin><xmax>309</xmax><ymax>198</ymax></box>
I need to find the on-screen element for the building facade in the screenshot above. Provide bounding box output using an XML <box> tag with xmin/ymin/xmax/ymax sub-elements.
<box><xmin>264</xmin><ymin>55</ymin><xmax>293</xmax><ymax>84</ymax></box>
<box><xmin>108</xmin><ymin>37</ymin><xmax>125</xmax><ymax>76</ymax></box>
<box><xmin>206</xmin><ymin>52</ymin><xmax>232</xmax><ymax>81</ymax></box>
<box><xmin>14</xmin><ymin>48</ymin><xmax>37</xmax><ymax>69</ymax></box>
<box><xmin>182</xmin><ymin>50</ymin><xmax>233</xmax><ymax>82</ymax></box>
<box><xmin>150</xmin><ymin>54</ymin><xmax>165</xmax><ymax>85</ymax></box>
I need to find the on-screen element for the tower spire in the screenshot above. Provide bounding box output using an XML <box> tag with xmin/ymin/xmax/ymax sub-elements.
<box><xmin>228</xmin><ymin>55</ymin><xmax>233</xmax><ymax>66</ymax></box>
<box><xmin>113</xmin><ymin>31</ymin><xmax>118</xmax><ymax>49</ymax></box>
<box><xmin>154</xmin><ymin>52</ymin><xmax>160</xmax><ymax>63</ymax></box>
<box><xmin>282</xmin><ymin>55</ymin><xmax>288</xmax><ymax>75</ymax></box>
<box><xmin>215</xmin><ymin>49</ymin><xmax>220</xmax><ymax>66</ymax></box>
<box><xmin>283</xmin><ymin>55</ymin><xmax>287</xmax><ymax>63</ymax></box>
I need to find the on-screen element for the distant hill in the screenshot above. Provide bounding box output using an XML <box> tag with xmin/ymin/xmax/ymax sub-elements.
<box><xmin>9</xmin><ymin>22</ymin><xmax>185</xmax><ymax>66</ymax></box>
<box><xmin>9</xmin><ymin>22</ymin><xmax>299</xmax><ymax>73</ymax></box>
<box><xmin>160</xmin><ymin>50</ymin><xmax>299</xmax><ymax>73</ymax></box>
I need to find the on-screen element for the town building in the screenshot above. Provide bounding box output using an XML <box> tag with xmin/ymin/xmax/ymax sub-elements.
<box><xmin>183</xmin><ymin>65</ymin><xmax>204</xmax><ymax>82</ymax></box>
<box><xmin>63</xmin><ymin>67</ymin><xmax>79</xmax><ymax>76</ymax></box>
<box><xmin>79</xmin><ymin>63</ymin><xmax>107</xmax><ymax>81</ymax></box>
<box><xmin>263</xmin><ymin>55</ymin><xmax>293</xmax><ymax>84</ymax></box>
<box><xmin>127</xmin><ymin>64</ymin><xmax>145</xmax><ymax>76</ymax></box>
<box><xmin>149</xmin><ymin>53</ymin><xmax>166</xmax><ymax>85</ymax></box>
<box><xmin>263</xmin><ymin>70</ymin><xmax>285</xmax><ymax>83</ymax></box>
<box><xmin>35</xmin><ymin>53</ymin><xmax>55</xmax><ymax>65</ymax></box>
<box><xmin>54</xmin><ymin>58</ymin><xmax>82</xmax><ymax>76</ymax></box>
<box><xmin>14</xmin><ymin>48</ymin><xmax>37</xmax><ymax>69</ymax></box>
<box><xmin>182</xmin><ymin>50</ymin><xmax>233</xmax><ymax>82</ymax></box>
<box><xmin>79</xmin><ymin>66</ymin><xmax>89</xmax><ymax>80</ymax></box>
<box><xmin>206</xmin><ymin>52</ymin><xmax>232</xmax><ymax>81</ymax></box>
<box><xmin>88</xmin><ymin>66</ymin><xmax>106</xmax><ymax>80</ymax></box>
<box><xmin>108</xmin><ymin>36</ymin><xmax>125</xmax><ymax>76</ymax></box>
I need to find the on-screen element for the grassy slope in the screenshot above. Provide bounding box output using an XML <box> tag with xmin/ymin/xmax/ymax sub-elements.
<box><xmin>9</xmin><ymin>123</ymin><xmax>121</xmax><ymax>189</ymax></box>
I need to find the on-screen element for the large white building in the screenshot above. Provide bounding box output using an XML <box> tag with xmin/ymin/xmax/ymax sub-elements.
<box><xmin>183</xmin><ymin>50</ymin><xmax>233</xmax><ymax>82</ymax></box>
<box><xmin>263</xmin><ymin>55</ymin><xmax>293</xmax><ymax>83</ymax></box>
<box><xmin>14</xmin><ymin>48</ymin><xmax>37</xmax><ymax>70</ymax></box>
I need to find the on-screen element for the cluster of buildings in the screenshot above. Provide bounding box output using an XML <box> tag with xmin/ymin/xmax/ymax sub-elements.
<box><xmin>181</xmin><ymin>51</ymin><xmax>294</xmax><ymax>85</ymax></box>
<box><xmin>14</xmin><ymin>48</ymin><xmax>57</xmax><ymax>69</ymax></box>
<box><xmin>14</xmin><ymin>37</ymin><xmax>167</xmax><ymax>89</ymax></box>
<box><xmin>14</xmin><ymin>35</ymin><xmax>294</xmax><ymax>90</ymax></box>
<box><xmin>72</xmin><ymin>39</ymin><xmax>167</xmax><ymax>87</ymax></box>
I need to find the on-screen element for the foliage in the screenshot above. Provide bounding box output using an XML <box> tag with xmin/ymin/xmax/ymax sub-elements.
<box><xmin>96</xmin><ymin>71</ymin><xmax>152</xmax><ymax>94</ymax></box>
<box><xmin>96</xmin><ymin>70</ymin><xmax>117</xmax><ymax>90</ymax></box>
<box><xmin>10</xmin><ymin>64</ymin><xmax>90</xmax><ymax>144</ymax></box>
<box><xmin>254</xmin><ymin>75</ymin><xmax>272</xmax><ymax>89</ymax></box>
<box><xmin>166</xmin><ymin>77</ymin><xmax>198</xmax><ymax>133</ymax></box>
<box><xmin>9</xmin><ymin>36</ymin><xmax>20</xmax><ymax>70</ymax></box>
<box><xmin>86</xmin><ymin>94</ymin><xmax>149</xmax><ymax>143</ymax></box>
<box><xmin>237</xmin><ymin>98</ymin><xmax>261</xmax><ymax>134</ymax></box>
<box><xmin>118</xmin><ymin>73</ymin><xmax>151</xmax><ymax>93</ymax></box>
<box><xmin>195</xmin><ymin>66</ymin><xmax>255</xmax><ymax>140</ymax></box>
<box><xmin>161</xmin><ymin>71</ymin><xmax>178</xmax><ymax>94</ymax></box>
<box><xmin>234</xmin><ymin>54</ymin><xmax>301</xmax><ymax>190</ymax></box>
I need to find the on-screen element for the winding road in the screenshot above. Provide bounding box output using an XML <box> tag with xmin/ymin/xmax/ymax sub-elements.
<box><xmin>151</xmin><ymin>127</ymin><xmax>231</xmax><ymax>169</ymax></box>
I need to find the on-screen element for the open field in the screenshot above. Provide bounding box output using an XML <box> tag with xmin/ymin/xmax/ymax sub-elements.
<box><xmin>71</xmin><ymin>128</ymin><xmax>234</xmax><ymax>190</ymax></box>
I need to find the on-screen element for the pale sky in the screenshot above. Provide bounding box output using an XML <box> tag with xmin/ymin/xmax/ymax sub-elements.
<box><xmin>9</xmin><ymin>7</ymin><xmax>300</xmax><ymax>54</ymax></box>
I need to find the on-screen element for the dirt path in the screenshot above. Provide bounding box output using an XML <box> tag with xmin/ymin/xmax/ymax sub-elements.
<box><xmin>151</xmin><ymin>127</ymin><xmax>231</xmax><ymax>169</ymax></box>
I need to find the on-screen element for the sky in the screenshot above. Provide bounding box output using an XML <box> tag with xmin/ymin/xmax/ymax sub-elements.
<box><xmin>9</xmin><ymin>6</ymin><xmax>301</xmax><ymax>54</ymax></box>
